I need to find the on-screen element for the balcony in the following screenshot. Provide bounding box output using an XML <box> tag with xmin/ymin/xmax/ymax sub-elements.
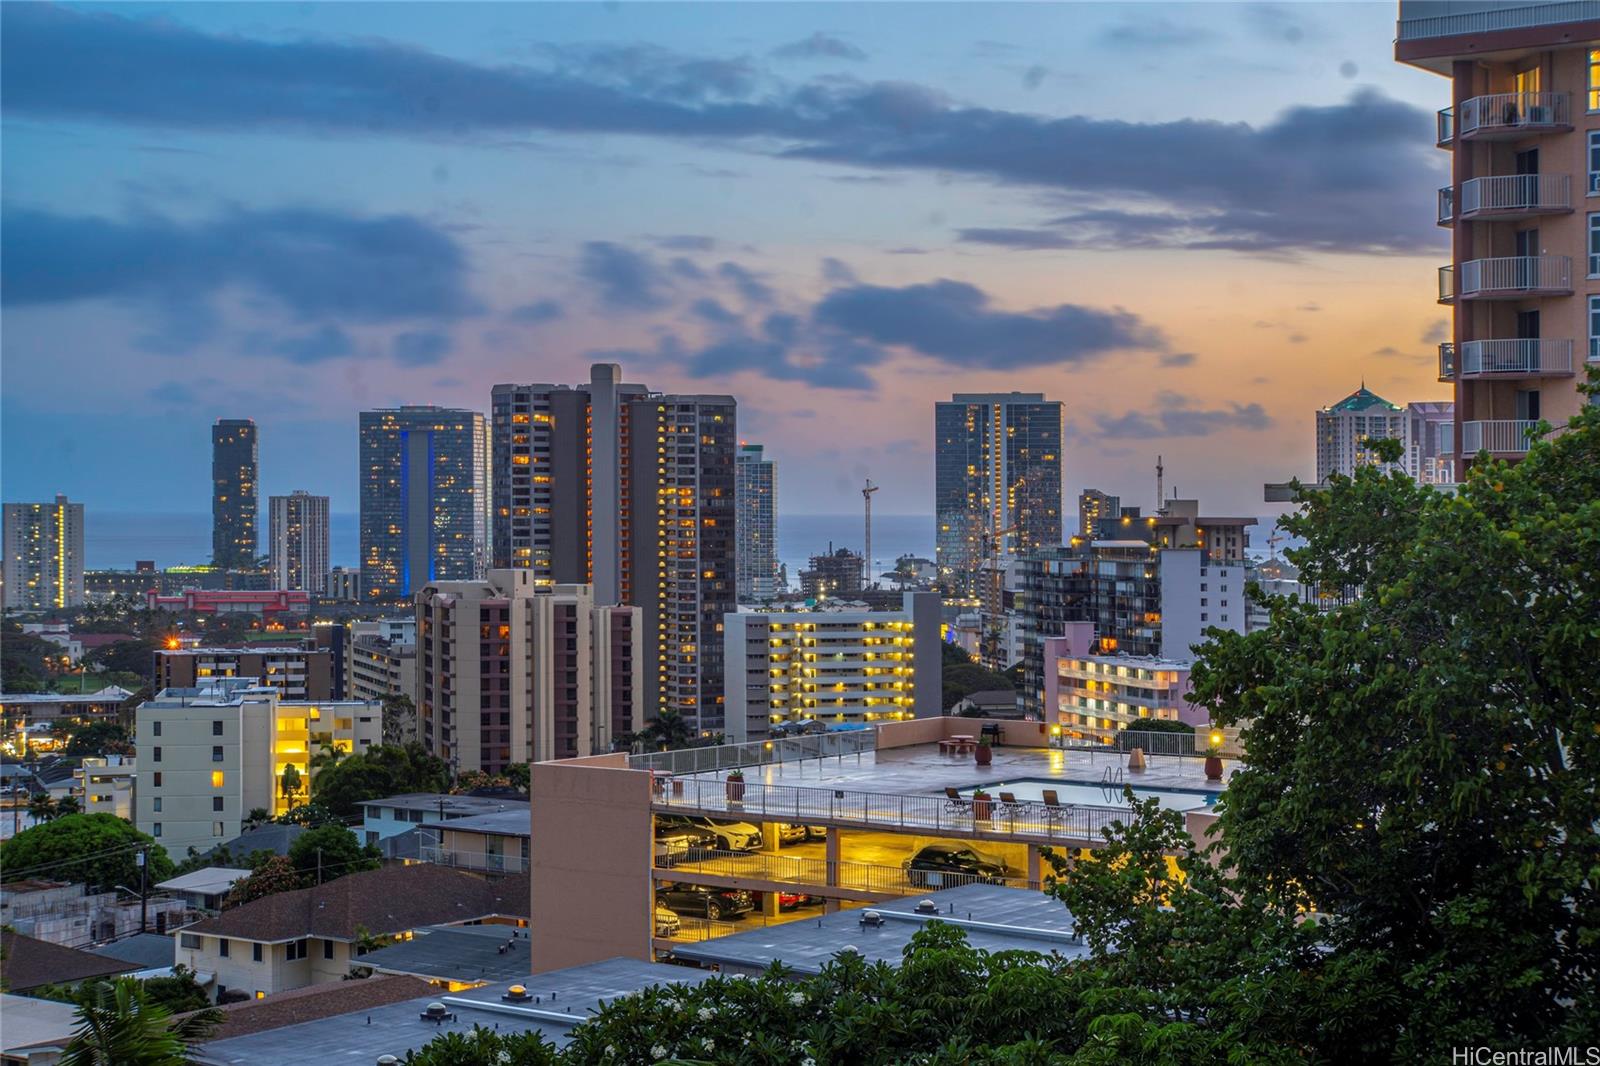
<box><xmin>1440</xmin><ymin>174</ymin><xmax>1572</xmax><ymax>223</ymax></box>
<box><xmin>1437</xmin><ymin>107</ymin><xmax>1455</xmax><ymax>147</ymax></box>
<box><xmin>1457</xmin><ymin>92</ymin><xmax>1571</xmax><ymax>140</ymax></box>
<box><xmin>1400</xmin><ymin>2</ymin><xmax>1600</xmax><ymax>42</ymax></box>
<box><xmin>1460</xmin><ymin>420</ymin><xmax>1540</xmax><ymax>454</ymax></box>
<box><xmin>1452</xmin><ymin>255</ymin><xmax>1572</xmax><ymax>299</ymax></box>
<box><xmin>1438</xmin><ymin>343</ymin><xmax>1457</xmax><ymax>381</ymax></box>
<box><xmin>1439</xmin><ymin>264</ymin><xmax>1455</xmax><ymax>302</ymax></box>
<box><xmin>1452</xmin><ymin>339</ymin><xmax>1574</xmax><ymax>378</ymax></box>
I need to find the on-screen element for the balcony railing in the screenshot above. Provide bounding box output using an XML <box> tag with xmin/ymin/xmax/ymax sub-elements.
<box><xmin>1439</xmin><ymin>342</ymin><xmax>1457</xmax><ymax>381</ymax></box>
<box><xmin>1439</xmin><ymin>264</ymin><xmax>1456</xmax><ymax>302</ymax></box>
<box><xmin>1458</xmin><ymin>92</ymin><xmax>1571</xmax><ymax>139</ymax></box>
<box><xmin>1456</xmin><ymin>173</ymin><xmax>1572</xmax><ymax>220</ymax></box>
<box><xmin>1437</xmin><ymin>185</ymin><xmax>1455</xmax><ymax>224</ymax></box>
<box><xmin>1437</xmin><ymin>107</ymin><xmax>1455</xmax><ymax>146</ymax></box>
<box><xmin>658</xmin><ymin>847</ymin><xmax>1039</xmax><ymax>897</ymax></box>
<box><xmin>417</xmin><ymin>845</ymin><xmax>529</xmax><ymax>875</ymax></box>
<box><xmin>631</xmin><ymin>728</ymin><xmax>876</xmax><ymax>775</ymax></box>
<box><xmin>1399</xmin><ymin>1</ymin><xmax>1600</xmax><ymax>41</ymax></box>
<box><xmin>1456</xmin><ymin>339</ymin><xmax>1574</xmax><ymax>377</ymax></box>
<box><xmin>1456</xmin><ymin>255</ymin><xmax>1571</xmax><ymax>298</ymax></box>
<box><xmin>1461</xmin><ymin>419</ymin><xmax>1540</xmax><ymax>454</ymax></box>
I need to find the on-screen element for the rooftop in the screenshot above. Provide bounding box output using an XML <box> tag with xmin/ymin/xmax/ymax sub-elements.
<box><xmin>359</xmin><ymin>924</ymin><xmax>535</xmax><ymax>985</ymax></box>
<box><xmin>155</xmin><ymin>867</ymin><xmax>252</xmax><ymax>896</ymax></box>
<box><xmin>0</xmin><ymin>686</ymin><xmax>133</xmax><ymax>705</ymax></box>
<box><xmin>422</xmin><ymin>808</ymin><xmax>530</xmax><ymax>837</ymax></box>
<box><xmin>190</xmin><ymin>958</ymin><xmax>715</xmax><ymax>1065</ymax></box>
<box><xmin>668</xmin><ymin>883</ymin><xmax>1088</xmax><ymax>974</ymax></box>
<box><xmin>1325</xmin><ymin>385</ymin><xmax>1401</xmax><ymax>414</ymax></box>
<box><xmin>184</xmin><ymin>974</ymin><xmax>434</xmax><ymax>1044</ymax></box>
<box><xmin>183</xmin><ymin>865</ymin><xmax>530</xmax><ymax>944</ymax></box>
<box><xmin>0</xmin><ymin>929</ymin><xmax>136</xmax><ymax>991</ymax></box>
<box><xmin>365</xmin><ymin>792</ymin><xmax>527</xmax><ymax>818</ymax></box>
<box><xmin>90</xmin><ymin>932</ymin><xmax>183</xmax><ymax>972</ymax></box>
<box><xmin>0</xmin><ymin>993</ymin><xmax>80</xmax><ymax>1059</ymax></box>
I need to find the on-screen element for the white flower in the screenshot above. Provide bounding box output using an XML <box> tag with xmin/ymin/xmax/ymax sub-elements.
<box><xmin>604</xmin><ymin>1046</ymin><xmax>616</xmax><ymax>1058</ymax></box>
<box><xmin>789</xmin><ymin>991</ymin><xmax>806</xmax><ymax>1006</ymax></box>
<box><xmin>697</xmin><ymin>1006</ymin><xmax>714</xmax><ymax>1021</ymax></box>
<box><xmin>651</xmin><ymin>1046</ymin><xmax>668</xmax><ymax>1060</ymax></box>
<box><xmin>701</xmin><ymin>1037</ymin><xmax>716</xmax><ymax>1052</ymax></box>
<box><xmin>802</xmin><ymin>1058</ymin><xmax>817</xmax><ymax>1066</ymax></box>
<box><xmin>496</xmin><ymin>1054</ymin><xmax>511</xmax><ymax>1065</ymax></box>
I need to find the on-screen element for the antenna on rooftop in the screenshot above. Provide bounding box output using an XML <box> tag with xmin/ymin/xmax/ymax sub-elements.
<box><xmin>1155</xmin><ymin>455</ymin><xmax>1165</xmax><ymax>516</ymax></box>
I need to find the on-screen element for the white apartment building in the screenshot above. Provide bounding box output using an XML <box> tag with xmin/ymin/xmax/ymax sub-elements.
<box><xmin>724</xmin><ymin>591</ymin><xmax>942</xmax><ymax>743</ymax></box>
<box><xmin>735</xmin><ymin>443</ymin><xmax>779</xmax><ymax>602</ymax></box>
<box><xmin>1316</xmin><ymin>386</ymin><xmax>1457</xmax><ymax>484</ymax></box>
<box><xmin>1156</xmin><ymin>549</ymin><xmax>1249</xmax><ymax>660</ymax></box>
<box><xmin>75</xmin><ymin>756</ymin><xmax>136</xmax><ymax>820</ymax></box>
<box><xmin>135</xmin><ymin>678</ymin><xmax>381</xmax><ymax>855</ymax></box>
<box><xmin>1043</xmin><ymin>621</ymin><xmax>1206</xmax><ymax>742</ymax></box>
<box><xmin>268</xmin><ymin>490</ymin><xmax>330</xmax><ymax>594</ymax></box>
<box><xmin>345</xmin><ymin>618</ymin><xmax>418</xmax><ymax>705</ymax></box>
<box><xmin>2</xmin><ymin>495</ymin><xmax>85</xmax><ymax>611</ymax></box>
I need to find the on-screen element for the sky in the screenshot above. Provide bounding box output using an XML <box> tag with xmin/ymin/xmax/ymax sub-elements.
<box><xmin>0</xmin><ymin>1</ymin><xmax>1454</xmax><ymax>524</ymax></box>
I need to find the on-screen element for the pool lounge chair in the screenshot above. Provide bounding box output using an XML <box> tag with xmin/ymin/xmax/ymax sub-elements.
<box><xmin>944</xmin><ymin>786</ymin><xmax>971</xmax><ymax>814</ymax></box>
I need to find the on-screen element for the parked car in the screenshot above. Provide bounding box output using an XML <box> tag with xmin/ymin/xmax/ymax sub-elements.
<box><xmin>654</xmin><ymin>904</ymin><xmax>682</xmax><ymax>937</ymax></box>
<box><xmin>654</xmin><ymin>821</ymin><xmax>718</xmax><ymax>866</ymax></box>
<box><xmin>760</xmin><ymin>890</ymin><xmax>823</xmax><ymax>911</ymax></box>
<box><xmin>773</xmin><ymin>823</ymin><xmax>809</xmax><ymax>844</ymax></box>
<box><xmin>904</xmin><ymin>844</ymin><xmax>1015</xmax><ymax>887</ymax></box>
<box><xmin>656</xmin><ymin>883</ymin><xmax>756</xmax><ymax>920</ymax></box>
<box><xmin>659</xmin><ymin>815</ymin><xmax>763</xmax><ymax>852</ymax></box>
<box><xmin>770</xmin><ymin>719</ymin><xmax>824</xmax><ymax>737</ymax></box>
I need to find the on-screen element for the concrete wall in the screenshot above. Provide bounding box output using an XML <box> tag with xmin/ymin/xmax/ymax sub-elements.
<box><xmin>176</xmin><ymin>933</ymin><xmax>359</xmax><ymax>999</ymax></box>
<box><xmin>529</xmin><ymin>753</ymin><xmax>651</xmax><ymax>974</ymax></box>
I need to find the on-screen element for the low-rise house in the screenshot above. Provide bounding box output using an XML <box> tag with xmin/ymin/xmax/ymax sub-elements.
<box><xmin>355</xmin><ymin>924</ymin><xmax>533</xmax><ymax>990</ymax></box>
<box><xmin>174</xmin><ymin>864</ymin><xmax>530</xmax><ymax>1000</ymax></box>
<box><xmin>0</xmin><ymin>929</ymin><xmax>136</xmax><ymax>993</ymax></box>
<box><xmin>0</xmin><ymin>993</ymin><xmax>81</xmax><ymax>1065</ymax></box>
<box><xmin>358</xmin><ymin>793</ymin><xmax>524</xmax><ymax>845</ymax></box>
<box><xmin>418</xmin><ymin>808</ymin><xmax>530</xmax><ymax>876</ymax></box>
<box><xmin>0</xmin><ymin>686</ymin><xmax>133</xmax><ymax>733</ymax></box>
<box><xmin>89</xmin><ymin>931</ymin><xmax>182</xmax><ymax>976</ymax></box>
<box><xmin>155</xmin><ymin>868</ymin><xmax>252</xmax><ymax>912</ymax></box>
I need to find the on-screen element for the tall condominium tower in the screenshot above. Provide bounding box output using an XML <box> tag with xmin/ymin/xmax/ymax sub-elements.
<box><xmin>1077</xmin><ymin>489</ymin><xmax>1121</xmax><ymax>540</ymax></box>
<box><xmin>1316</xmin><ymin>386</ymin><xmax>1408</xmax><ymax>482</ymax></box>
<box><xmin>1399</xmin><ymin>3</ymin><xmax>1598</xmax><ymax>466</ymax></box>
<box><xmin>268</xmin><ymin>490</ymin><xmax>330</xmax><ymax>594</ymax></box>
<box><xmin>359</xmin><ymin>406</ymin><xmax>489</xmax><ymax>602</ymax></box>
<box><xmin>734</xmin><ymin>443</ymin><xmax>778</xmax><ymax>603</ymax></box>
<box><xmin>2</xmin><ymin>495</ymin><xmax>85</xmax><ymax>610</ymax></box>
<box><xmin>934</xmin><ymin>392</ymin><xmax>1064</xmax><ymax>600</ymax></box>
<box><xmin>212</xmin><ymin>419</ymin><xmax>258</xmax><ymax>568</ymax></box>
<box><xmin>416</xmin><ymin>571</ymin><xmax>642</xmax><ymax>773</ymax></box>
<box><xmin>490</xmin><ymin>364</ymin><xmax>736</xmax><ymax>734</ymax></box>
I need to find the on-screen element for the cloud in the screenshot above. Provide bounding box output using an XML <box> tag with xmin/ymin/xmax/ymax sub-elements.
<box><xmin>1421</xmin><ymin>319</ymin><xmax>1450</xmax><ymax>344</ymax></box>
<box><xmin>508</xmin><ymin>299</ymin><xmax>564</xmax><ymax>324</ymax></box>
<box><xmin>1021</xmin><ymin>65</ymin><xmax>1048</xmax><ymax>91</ymax></box>
<box><xmin>578</xmin><ymin>240</ymin><xmax>673</xmax><ymax>310</ymax></box>
<box><xmin>0</xmin><ymin>204</ymin><xmax>478</xmax><ymax>320</ymax></box>
<box><xmin>392</xmin><ymin>330</ymin><xmax>453</xmax><ymax>366</ymax></box>
<box><xmin>717</xmin><ymin>262</ymin><xmax>773</xmax><ymax>304</ymax></box>
<box><xmin>653</xmin><ymin>234</ymin><xmax>718</xmax><ymax>251</ymax></box>
<box><xmin>0</xmin><ymin>5</ymin><xmax>1446</xmax><ymax>255</ymax></box>
<box><xmin>1288</xmin><ymin>333</ymin><xmax>1308</xmax><ymax>344</ymax></box>
<box><xmin>1096</xmin><ymin>393</ymin><xmax>1273</xmax><ymax>439</ymax></box>
<box><xmin>821</xmin><ymin>257</ymin><xmax>858</xmax><ymax>285</ymax></box>
<box><xmin>813</xmin><ymin>279</ymin><xmax>1166</xmax><ymax>369</ymax></box>
<box><xmin>771</xmin><ymin>32</ymin><xmax>867</xmax><ymax>62</ymax></box>
<box><xmin>689</xmin><ymin>297</ymin><xmax>741</xmax><ymax>326</ymax></box>
<box><xmin>245</xmin><ymin>325</ymin><xmax>356</xmax><ymax>365</ymax></box>
<box><xmin>1339</xmin><ymin>60</ymin><xmax>1359</xmax><ymax>79</ymax></box>
<box><xmin>147</xmin><ymin>382</ymin><xmax>196</xmax><ymax>405</ymax></box>
<box><xmin>1100</xmin><ymin>18</ymin><xmax>1215</xmax><ymax>47</ymax></box>
<box><xmin>1159</xmin><ymin>352</ymin><xmax>1198</xmax><ymax>367</ymax></box>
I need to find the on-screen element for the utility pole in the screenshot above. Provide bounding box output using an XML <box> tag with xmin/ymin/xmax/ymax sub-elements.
<box><xmin>137</xmin><ymin>847</ymin><xmax>148</xmax><ymax>934</ymax></box>
<box><xmin>316</xmin><ymin>847</ymin><xmax>323</xmax><ymax>886</ymax></box>
<box><xmin>861</xmin><ymin>479</ymin><xmax>878</xmax><ymax>590</ymax></box>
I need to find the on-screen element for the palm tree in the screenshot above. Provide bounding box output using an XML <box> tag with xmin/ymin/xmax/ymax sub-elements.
<box><xmin>61</xmin><ymin>977</ymin><xmax>220</xmax><ymax>1066</ymax></box>
<box><xmin>279</xmin><ymin>764</ymin><xmax>304</xmax><ymax>806</ymax></box>
<box><xmin>308</xmin><ymin>738</ymin><xmax>346</xmax><ymax>797</ymax></box>
<box><xmin>27</xmin><ymin>793</ymin><xmax>58</xmax><ymax>823</ymax></box>
<box><xmin>639</xmin><ymin>710</ymin><xmax>694</xmax><ymax>751</ymax></box>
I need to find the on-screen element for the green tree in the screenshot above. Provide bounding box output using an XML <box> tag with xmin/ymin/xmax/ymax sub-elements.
<box><xmin>64</xmin><ymin>721</ymin><xmax>132</xmax><ymax>757</ymax></box>
<box><xmin>1</xmin><ymin>814</ymin><xmax>173</xmax><ymax>890</ymax></box>
<box><xmin>223</xmin><ymin>855</ymin><xmax>304</xmax><ymax>907</ymax></box>
<box><xmin>60</xmin><ymin>976</ymin><xmax>220</xmax><ymax>1066</ymax></box>
<box><xmin>307</xmin><ymin>737</ymin><xmax>347</xmax><ymax>794</ymax></box>
<box><xmin>1</xmin><ymin>620</ymin><xmax>57</xmax><ymax>692</ymax></box>
<box><xmin>27</xmin><ymin>793</ymin><xmax>61</xmax><ymax>823</ymax></box>
<box><xmin>32</xmin><ymin>967</ymin><xmax>211</xmax><ymax>1017</ymax></box>
<box><xmin>278</xmin><ymin>764</ymin><xmax>304</xmax><ymax>806</ymax></box>
<box><xmin>286</xmin><ymin>824</ymin><xmax>379</xmax><ymax>885</ymax></box>
<box><xmin>309</xmin><ymin>742</ymin><xmax>450</xmax><ymax>818</ymax></box>
<box><xmin>403</xmin><ymin>1027</ymin><xmax>559</xmax><ymax>1065</ymax></box>
<box><xmin>503</xmin><ymin>762</ymin><xmax>530</xmax><ymax>793</ymax></box>
<box><xmin>82</xmin><ymin>638</ymin><xmax>158</xmax><ymax>687</ymax></box>
<box><xmin>636</xmin><ymin>709</ymin><xmax>693</xmax><ymax>751</ymax></box>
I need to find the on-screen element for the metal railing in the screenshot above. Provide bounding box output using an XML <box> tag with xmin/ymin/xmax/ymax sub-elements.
<box><xmin>1439</xmin><ymin>342</ymin><xmax>1457</xmax><ymax>381</ymax></box>
<box><xmin>417</xmin><ymin>844</ymin><xmax>529</xmax><ymax>875</ymax></box>
<box><xmin>1398</xmin><ymin>1</ymin><xmax>1600</xmax><ymax>41</ymax></box>
<box><xmin>1457</xmin><ymin>339</ymin><xmax>1573</xmax><ymax>376</ymax></box>
<box><xmin>658</xmin><ymin>847</ymin><xmax>1038</xmax><ymax>897</ymax></box>
<box><xmin>1437</xmin><ymin>107</ymin><xmax>1455</xmax><ymax>146</ymax></box>
<box><xmin>1437</xmin><ymin>185</ymin><xmax>1455</xmax><ymax>224</ymax></box>
<box><xmin>1458</xmin><ymin>173</ymin><xmax>1571</xmax><ymax>217</ymax></box>
<box><xmin>1457</xmin><ymin>255</ymin><xmax>1571</xmax><ymax>297</ymax></box>
<box><xmin>1458</xmin><ymin>92</ymin><xmax>1571</xmax><ymax>137</ymax></box>
<box><xmin>652</xmin><ymin>775</ymin><xmax>1140</xmax><ymax>845</ymax></box>
<box><xmin>630</xmin><ymin>728</ymin><xmax>876</xmax><ymax>775</ymax></box>
<box><xmin>1461</xmin><ymin>419</ymin><xmax>1540</xmax><ymax>454</ymax></box>
<box><xmin>1439</xmin><ymin>264</ymin><xmax>1455</xmax><ymax>302</ymax></box>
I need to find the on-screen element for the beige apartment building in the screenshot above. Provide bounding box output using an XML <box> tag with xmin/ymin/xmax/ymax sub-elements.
<box><xmin>135</xmin><ymin>678</ymin><xmax>382</xmax><ymax>855</ymax></box>
<box><xmin>75</xmin><ymin>755</ymin><xmax>136</xmax><ymax>820</ymax></box>
<box><xmin>415</xmin><ymin>572</ymin><xmax>643</xmax><ymax>774</ymax></box>
<box><xmin>1401</xmin><ymin>1</ymin><xmax>1600</xmax><ymax>462</ymax></box>
<box><xmin>156</xmin><ymin>643</ymin><xmax>335</xmax><ymax>702</ymax></box>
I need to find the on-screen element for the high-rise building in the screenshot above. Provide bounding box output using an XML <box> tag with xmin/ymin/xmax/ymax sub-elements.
<box><xmin>155</xmin><ymin>643</ymin><xmax>334</xmax><ymax>702</ymax></box>
<box><xmin>2</xmin><ymin>495</ymin><xmax>85</xmax><ymax>611</ymax></box>
<box><xmin>1078</xmin><ymin>489</ymin><xmax>1121</xmax><ymax>539</ymax></box>
<box><xmin>268</xmin><ymin>490</ymin><xmax>330</xmax><ymax>594</ymax></box>
<box><xmin>1399</xmin><ymin>4</ymin><xmax>1599</xmax><ymax>465</ymax></box>
<box><xmin>490</xmin><ymin>364</ymin><xmax>736</xmax><ymax>734</ymax></box>
<box><xmin>359</xmin><ymin>406</ymin><xmax>489</xmax><ymax>602</ymax></box>
<box><xmin>415</xmin><ymin>570</ymin><xmax>642</xmax><ymax>772</ymax></box>
<box><xmin>1406</xmin><ymin>401</ymin><xmax>1458</xmax><ymax>484</ymax></box>
<box><xmin>724</xmin><ymin>591</ymin><xmax>942</xmax><ymax>742</ymax></box>
<box><xmin>735</xmin><ymin>443</ymin><xmax>778</xmax><ymax>603</ymax></box>
<box><xmin>798</xmin><ymin>545</ymin><xmax>864</xmax><ymax>602</ymax></box>
<box><xmin>212</xmin><ymin>419</ymin><xmax>259</xmax><ymax>569</ymax></box>
<box><xmin>1316</xmin><ymin>386</ymin><xmax>1408</xmax><ymax>482</ymax></box>
<box><xmin>934</xmin><ymin>393</ymin><xmax>1064</xmax><ymax>600</ymax></box>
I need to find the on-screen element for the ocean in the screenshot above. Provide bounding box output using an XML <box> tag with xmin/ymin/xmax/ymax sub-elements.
<box><xmin>86</xmin><ymin>511</ymin><xmax>936</xmax><ymax>578</ymax></box>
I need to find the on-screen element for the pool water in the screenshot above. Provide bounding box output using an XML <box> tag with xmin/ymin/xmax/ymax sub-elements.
<box><xmin>961</xmin><ymin>777</ymin><xmax>1220</xmax><ymax>812</ymax></box>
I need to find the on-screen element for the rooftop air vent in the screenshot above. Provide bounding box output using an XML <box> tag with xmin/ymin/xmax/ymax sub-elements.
<box><xmin>914</xmin><ymin>899</ymin><xmax>938</xmax><ymax>915</ymax></box>
<box><xmin>503</xmin><ymin>985</ymin><xmax>532</xmax><ymax>1003</ymax></box>
<box><xmin>859</xmin><ymin>910</ymin><xmax>884</xmax><ymax>928</ymax></box>
<box><xmin>420</xmin><ymin>1003</ymin><xmax>456</xmax><ymax>1024</ymax></box>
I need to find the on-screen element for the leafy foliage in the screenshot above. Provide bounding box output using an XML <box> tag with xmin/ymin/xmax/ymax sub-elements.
<box><xmin>223</xmin><ymin>855</ymin><xmax>304</xmax><ymax>907</ymax></box>
<box><xmin>2</xmin><ymin>620</ymin><xmax>59</xmax><ymax>692</ymax></box>
<box><xmin>82</xmin><ymin>637</ymin><xmax>159</xmax><ymax>686</ymax></box>
<box><xmin>60</xmin><ymin>976</ymin><xmax>220</xmax><ymax>1066</ymax></box>
<box><xmin>401</xmin><ymin>1026</ymin><xmax>560</xmax><ymax>1065</ymax></box>
<box><xmin>286</xmin><ymin>824</ymin><xmax>379</xmax><ymax>884</ymax></box>
<box><xmin>941</xmin><ymin>641</ymin><xmax>1014</xmax><ymax>710</ymax></box>
<box><xmin>308</xmin><ymin>742</ymin><xmax>449</xmax><ymax>818</ymax></box>
<box><xmin>32</xmin><ymin>967</ymin><xmax>212</xmax><ymax>1017</ymax></box>
<box><xmin>1</xmin><ymin>813</ymin><xmax>172</xmax><ymax>890</ymax></box>
<box><xmin>64</xmin><ymin>721</ymin><xmax>132</xmax><ymax>757</ymax></box>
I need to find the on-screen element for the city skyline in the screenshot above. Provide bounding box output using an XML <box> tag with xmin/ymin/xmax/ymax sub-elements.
<box><xmin>1</xmin><ymin>3</ymin><xmax>1454</xmax><ymax>521</ymax></box>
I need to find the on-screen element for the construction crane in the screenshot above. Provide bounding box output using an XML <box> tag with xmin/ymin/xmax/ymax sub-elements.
<box><xmin>861</xmin><ymin>479</ymin><xmax>879</xmax><ymax>589</ymax></box>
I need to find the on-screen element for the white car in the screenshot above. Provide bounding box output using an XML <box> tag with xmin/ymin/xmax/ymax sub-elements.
<box><xmin>669</xmin><ymin>816</ymin><xmax>763</xmax><ymax>852</ymax></box>
<box><xmin>654</xmin><ymin>904</ymin><xmax>682</xmax><ymax>937</ymax></box>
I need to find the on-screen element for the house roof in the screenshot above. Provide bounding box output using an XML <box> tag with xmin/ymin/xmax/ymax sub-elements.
<box><xmin>421</xmin><ymin>808</ymin><xmax>529</xmax><ymax>837</ymax></box>
<box><xmin>958</xmin><ymin>690</ymin><xmax>1017</xmax><ymax>707</ymax></box>
<box><xmin>1326</xmin><ymin>385</ymin><xmax>1400</xmax><ymax>413</ymax></box>
<box><xmin>0</xmin><ymin>930</ymin><xmax>137</xmax><ymax>992</ymax></box>
<box><xmin>90</xmin><ymin>932</ymin><xmax>181</xmax><ymax>972</ymax></box>
<box><xmin>359</xmin><ymin>924</ymin><xmax>533</xmax><ymax>985</ymax></box>
<box><xmin>183</xmin><ymin>974</ymin><xmax>435</xmax><ymax>1043</ymax></box>
<box><xmin>216</xmin><ymin>823</ymin><xmax>307</xmax><ymax>858</ymax></box>
<box><xmin>0</xmin><ymin>993</ymin><xmax>80</xmax><ymax>1056</ymax></box>
<box><xmin>182</xmin><ymin>865</ymin><xmax>530</xmax><ymax>945</ymax></box>
<box><xmin>155</xmin><ymin>867</ymin><xmax>252</xmax><ymax>896</ymax></box>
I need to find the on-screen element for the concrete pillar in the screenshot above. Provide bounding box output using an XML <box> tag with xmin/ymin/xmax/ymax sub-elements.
<box><xmin>760</xmin><ymin>890</ymin><xmax>780</xmax><ymax>918</ymax></box>
<box><xmin>1026</xmin><ymin>844</ymin><xmax>1041</xmax><ymax>889</ymax></box>
<box><xmin>761</xmin><ymin>823</ymin><xmax>781</xmax><ymax>853</ymax></box>
<box><xmin>825</xmin><ymin>827</ymin><xmax>840</xmax><ymax>888</ymax></box>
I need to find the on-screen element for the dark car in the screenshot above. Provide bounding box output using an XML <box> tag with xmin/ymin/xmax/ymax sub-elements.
<box><xmin>654</xmin><ymin>821</ymin><xmax>717</xmax><ymax>867</ymax></box>
<box><xmin>657</xmin><ymin>815</ymin><xmax>762</xmax><ymax>852</ymax></box>
<box><xmin>656</xmin><ymin>883</ymin><xmax>756</xmax><ymax>920</ymax></box>
<box><xmin>771</xmin><ymin>719</ymin><xmax>824</xmax><ymax>737</ymax></box>
<box><xmin>904</xmin><ymin>844</ymin><xmax>1014</xmax><ymax>887</ymax></box>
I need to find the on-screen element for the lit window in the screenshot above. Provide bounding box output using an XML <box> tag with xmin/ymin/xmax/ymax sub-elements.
<box><xmin>212</xmin><ymin>770</ymin><xmax>225</xmax><ymax>787</ymax></box>
<box><xmin>1591</xmin><ymin>50</ymin><xmax>1600</xmax><ymax>111</ymax></box>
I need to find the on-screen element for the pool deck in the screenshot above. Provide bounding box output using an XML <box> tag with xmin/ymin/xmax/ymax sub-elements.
<box><xmin>692</xmin><ymin>743</ymin><xmax>1233</xmax><ymax>800</ymax></box>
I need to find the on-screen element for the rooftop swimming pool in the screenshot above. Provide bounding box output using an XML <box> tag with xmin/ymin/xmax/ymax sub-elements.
<box><xmin>961</xmin><ymin>777</ymin><xmax>1220</xmax><ymax>812</ymax></box>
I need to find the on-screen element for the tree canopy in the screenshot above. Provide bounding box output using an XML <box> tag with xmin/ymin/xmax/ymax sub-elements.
<box><xmin>1</xmin><ymin>814</ymin><xmax>173</xmax><ymax>891</ymax></box>
<box><xmin>286</xmin><ymin>824</ymin><xmax>379</xmax><ymax>885</ymax></box>
<box><xmin>307</xmin><ymin>742</ymin><xmax>450</xmax><ymax>818</ymax></box>
<box><xmin>64</xmin><ymin>721</ymin><xmax>132</xmax><ymax>758</ymax></box>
